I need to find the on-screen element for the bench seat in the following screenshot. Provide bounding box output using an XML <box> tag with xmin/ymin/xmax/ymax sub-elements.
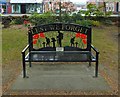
<box><xmin>25</xmin><ymin>51</ymin><xmax>96</xmax><ymax>62</ymax></box>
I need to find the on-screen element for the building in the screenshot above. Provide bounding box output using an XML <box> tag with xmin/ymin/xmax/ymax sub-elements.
<box><xmin>0</xmin><ymin>0</ymin><xmax>6</xmax><ymax>14</ymax></box>
<box><xmin>43</xmin><ymin>0</ymin><xmax>76</xmax><ymax>13</ymax></box>
<box><xmin>61</xmin><ymin>2</ymin><xmax>76</xmax><ymax>13</ymax></box>
<box><xmin>0</xmin><ymin>0</ymin><xmax>11</xmax><ymax>14</ymax></box>
<box><xmin>43</xmin><ymin>0</ymin><xmax>54</xmax><ymax>12</ymax></box>
<box><xmin>105</xmin><ymin>2</ymin><xmax>120</xmax><ymax>14</ymax></box>
<box><xmin>87</xmin><ymin>0</ymin><xmax>120</xmax><ymax>14</ymax></box>
<box><xmin>75</xmin><ymin>3</ymin><xmax>87</xmax><ymax>12</ymax></box>
<box><xmin>87</xmin><ymin>0</ymin><xmax>96</xmax><ymax>5</ymax></box>
<box><xmin>10</xmin><ymin>0</ymin><xmax>43</xmax><ymax>14</ymax></box>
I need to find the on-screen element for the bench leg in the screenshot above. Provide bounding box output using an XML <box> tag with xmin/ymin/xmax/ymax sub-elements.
<box><xmin>23</xmin><ymin>61</ymin><xmax>29</xmax><ymax>78</ymax></box>
<box><xmin>22</xmin><ymin>52</ymin><xmax>28</xmax><ymax>78</ymax></box>
<box><xmin>95</xmin><ymin>61</ymin><xmax>98</xmax><ymax>77</ymax></box>
<box><xmin>22</xmin><ymin>54</ymin><xmax>26</xmax><ymax>78</ymax></box>
<box><xmin>89</xmin><ymin>62</ymin><xmax>91</xmax><ymax>67</ymax></box>
<box><xmin>29</xmin><ymin>53</ymin><xmax>32</xmax><ymax>67</ymax></box>
<box><xmin>88</xmin><ymin>53</ymin><xmax>91</xmax><ymax>67</ymax></box>
<box><xmin>29</xmin><ymin>62</ymin><xmax>31</xmax><ymax>67</ymax></box>
<box><xmin>23</xmin><ymin>61</ymin><xmax>26</xmax><ymax>78</ymax></box>
<box><xmin>95</xmin><ymin>54</ymin><xmax>99</xmax><ymax>77</ymax></box>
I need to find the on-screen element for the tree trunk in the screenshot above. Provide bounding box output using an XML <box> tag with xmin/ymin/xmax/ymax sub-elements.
<box><xmin>103</xmin><ymin>2</ymin><xmax>106</xmax><ymax>16</ymax></box>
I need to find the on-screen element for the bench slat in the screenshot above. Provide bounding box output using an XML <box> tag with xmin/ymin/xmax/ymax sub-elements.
<box><xmin>25</xmin><ymin>52</ymin><xmax>96</xmax><ymax>62</ymax></box>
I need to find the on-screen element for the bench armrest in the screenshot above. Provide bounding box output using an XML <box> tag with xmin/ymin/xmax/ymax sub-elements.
<box><xmin>91</xmin><ymin>45</ymin><xmax>99</xmax><ymax>54</ymax></box>
<box><xmin>22</xmin><ymin>44</ymin><xmax>30</xmax><ymax>54</ymax></box>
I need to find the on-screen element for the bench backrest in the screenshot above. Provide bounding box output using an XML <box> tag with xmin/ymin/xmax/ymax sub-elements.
<box><xmin>28</xmin><ymin>23</ymin><xmax>92</xmax><ymax>51</ymax></box>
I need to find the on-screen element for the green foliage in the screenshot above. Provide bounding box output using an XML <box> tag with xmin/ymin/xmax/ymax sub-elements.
<box><xmin>12</xmin><ymin>17</ymin><xmax>24</xmax><ymax>24</ymax></box>
<box><xmin>76</xmin><ymin>3</ymin><xmax>112</xmax><ymax>26</ymax></box>
<box><xmin>4</xmin><ymin>15</ymin><xmax>29</xmax><ymax>25</ymax></box>
<box><xmin>29</xmin><ymin>12</ymin><xmax>56</xmax><ymax>26</ymax></box>
<box><xmin>86</xmin><ymin>3</ymin><xmax>97</xmax><ymax>16</ymax></box>
<box><xmin>85</xmin><ymin>3</ymin><xmax>105</xmax><ymax>17</ymax></box>
<box><xmin>25</xmin><ymin>3</ymin><xmax>112</xmax><ymax>27</ymax></box>
<box><xmin>22</xmin><ymin>15</ymin><xmax>29</xmax><ymax>20</ymax></box>
<box><xmin>105</xmin><ymin>11</ymin><xmax>112</xmax><ymax>17</ymax></box>
<box><xmin>10</xmin><ymin>20</ymin><xmax>16</xmax><ymax>25</ymax></box>
<box><xmin>76</xmin><ymin>20</ymin><xmax>100</xmax><ymax>27</ymax></box>
<box><xmin>71</xmin><ymin>13</ymin><xmax>83</xmax><ymax>22</ymax></box>
<box><xmin>2</xmin><ymin>16</ymin><xmax>13</xmax><ymax>28</ymax></box>
<box><xmin>91</xmin><ymin>20</ymin><xmax>101</xmax><ymax>27</ymax></box>
<box><xmin>93</xmin><ymin>10</ymin><xmax>104</xmax><ymax>17</ymax></box>
<box><xmin>103</xmin><ymin>19</ymin><xmax>113</xmax><ymax>25</ymax></box>
<box><xmin>76</xmin><ymin>20</ymin><xmax>92</xmax><ymax>27</ymax></box>
<box><xmin>79</xmin><ymin>3</ymin><xmax>111</xmax><ymax>17</ymax></box>
<box><xmin>62</xmin><ymin>13</ymin><xmax>72</xmax><ymax>23</ymax></box>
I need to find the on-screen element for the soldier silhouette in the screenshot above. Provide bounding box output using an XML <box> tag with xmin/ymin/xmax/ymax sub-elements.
<box><xmin>57</xmin><ymin>31</ymin><xmax>63</xmax><ymax>47</ymax></box>
<box><xmin>45</xmin><ymin>37</ymin><xmax>50</xmax><ymax>46</ymax></box>
<box><xmin>70</xmin><ymin>37</ymin><xmax>75</xmax><ymax>47</ymax></box>
<box><xmin>42</xmin><ymin>42</ymin><xmax>46</xmax><ymax>47</ymax></box>
<box><xmin>51</xmin><ymin>38</ymin><xmax>56</xmax><ymax>47</ymax></box>
<box><xmin>75</xmin><ymin>42</ymin><xmax>78</xmax><ymax>47</ymax></box>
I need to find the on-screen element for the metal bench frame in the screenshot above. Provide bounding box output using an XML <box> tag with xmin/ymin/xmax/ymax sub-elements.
<box><xmin>22</xmin><ymin>23</ymin><xmax>99</xmax><ymax>78</ymax></box>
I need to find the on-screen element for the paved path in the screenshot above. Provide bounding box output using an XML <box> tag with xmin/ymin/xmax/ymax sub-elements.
<box><xmin>11</xmin><ymin>63</ymin><xmax>110</xmax><ymax>91</ymax></box>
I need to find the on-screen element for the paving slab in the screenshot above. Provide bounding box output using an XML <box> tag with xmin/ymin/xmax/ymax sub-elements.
<box><xmin>10</xmin><ymin>64</ymin><xmax>110</xmax><ymax>91</ymax></box>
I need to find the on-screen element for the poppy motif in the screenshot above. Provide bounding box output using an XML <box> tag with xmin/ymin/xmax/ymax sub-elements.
<box><xmin>33</xmin><ymin>40</ymin><xmax>37</xmax><ymax>44</ymax></box>
<box><xmin>82</xmin><ymin>39</ymin><xmax>87</xmax><ymax>44</ymax></box>
<box><xmin>80</xmin><ymin>34</ymin><xmax>87</xmax><ymax>39</ymax></box>
<box><xmin>33</xmin><ymin>34</ymin><xmax>39</xmax><ymax>39</ymax></box>
<box><xmin>39</xmin><ymin>32</ymin><xmax>45</xmax><ymax>38</ymax></box>
<box><xmin>76</xmin><ymin>33</ymin><xmax>81</xmax><ymax>38</ymax></box>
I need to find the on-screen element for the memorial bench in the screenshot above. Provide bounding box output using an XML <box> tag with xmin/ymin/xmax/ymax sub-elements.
<box><xmin>22</xmin><ymin>23</ymin><xmax>99</xmax><ymax>78</ymax></box>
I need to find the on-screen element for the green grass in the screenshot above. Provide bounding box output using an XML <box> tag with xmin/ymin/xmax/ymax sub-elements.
<box><xmin>2</xmin><ymin>26</ymin><xmax>28</xmax><ymax>85</ymax></box>
<box><xmin>2</xmin><ymin>27</ymin><xmax>27</xmax><ymax>65</ymax></box>
<box><xmin>92</xmin><ymin>26</ymin><xmax>118</xmax><ymax>69</ymax></box>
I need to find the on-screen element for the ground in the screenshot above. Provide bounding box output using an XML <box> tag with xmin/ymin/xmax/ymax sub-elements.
<box><xmin>1</xmin><ymin>24</ymin><xmax>119</xmax><ymax>96</ymax></box>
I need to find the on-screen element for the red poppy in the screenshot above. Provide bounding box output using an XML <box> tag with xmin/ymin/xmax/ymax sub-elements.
<box><xmin>33</xmin><ymin>40</ymin><xmax>37</xmax><ymax>44</ymax></box>
<box><xmin>24</xmin><ymin>20</ymin><xmax>30</xmax><ymax>24</ymax></box>
<box><xmin>33</xmin><ymin>34</ymin><xmax>39</xmax><ymax>39</ymax></box>
<box><xmin>80</xmin><ymin>34</ymin><xmax>87</xmax><ymax>39</ymax></box>
<box><xmin>24</xmin><ymin>20</ymin><xmax>28</xmax><ymax>24</ymax></box>
<box><xmin>82</xmin><ymin>39</ymin><xmax>87</xmax><ymax>44</ymax></box>
<box><xmin>39</xmin><ymin>32</ymin><xmax>45</xmax><ymax>38</ymax></box>
<box><xmin>76</xmin><ymin>33</ymin><xmax>81</xmax><ymax>38</ymax></box>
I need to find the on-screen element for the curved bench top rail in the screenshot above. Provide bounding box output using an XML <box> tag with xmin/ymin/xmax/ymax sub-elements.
<box><xmin>30</xmin><ymin>23</ymin><xmax>91</xmax><ymax>35</ymax></box>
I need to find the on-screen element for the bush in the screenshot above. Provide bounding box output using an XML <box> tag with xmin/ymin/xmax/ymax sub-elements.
<box><xmin>62</xmin><ymin>13</ymin><xmax>71</xmax><ymax>23</ymax></box>
<box><xmin>91</xmin><ymin>20</ymin><xmax>101</xmax><ymax>27</ymax></box>
<box><xmin>71</xmin><ymin>13</ymin><xmax>83</xmax><ymax>22</ymax></box>
<box><xmin>2</xmin><ymin>16</ymin><xmax>13</xmax><ymax>28</ymax></box>
<box><xmin>29</xmin><ymin>12</ymin><xmax>56</xmax><ymax>26</ymax></box>
<box><xmin>9</xmin><ymin>15</ymin><xmax>30</xmax><ymax>25</ymax></box>
<box><xmin>76</xmin><ymin>20</ymin><xmax>101</xmax><ymax>27</ymax></box>
<box><xmin>13</xmin><ymin>17</ymin><xmax>24</xmax><ymax>24</ymax></box>
<box><xmin>76</xmin><ymin>20</ymin><xmax>92</xmax><ymax>27</ymax></box>
<box><xmin>103</xmin><ymin>19</ymin><xmax>113</xmax><ymax>25</ymax></box>
<box><xmin>22</xmin><ymin>15</ymin><xmax>29</xmax><ymax>20</ymax></box>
